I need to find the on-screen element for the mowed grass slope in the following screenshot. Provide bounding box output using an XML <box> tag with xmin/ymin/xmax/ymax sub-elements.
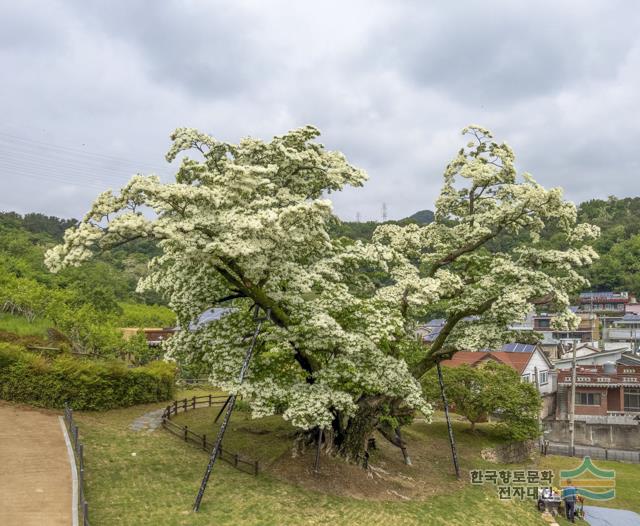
<box><xmin>74</xmin><ymin>391</ymin><xmax>638</xmax><ymax>526</ymax></box>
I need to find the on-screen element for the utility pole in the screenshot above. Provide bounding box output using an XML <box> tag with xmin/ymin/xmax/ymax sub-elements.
<box><xmin>568</xmin><ymin>338</ymin><xmax>578</xmax><ymax>457</ymax></box>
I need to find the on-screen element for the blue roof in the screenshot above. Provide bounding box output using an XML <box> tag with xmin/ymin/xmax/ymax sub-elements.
<box><xmin>189</xmin><ymin>308</ymin><xmax>234</xmax><ymax>331</ymax></box>
<box><xmin>422</xmin><ymin>326</ymin><xmax>443</xmax><ymax>342</ymax></box>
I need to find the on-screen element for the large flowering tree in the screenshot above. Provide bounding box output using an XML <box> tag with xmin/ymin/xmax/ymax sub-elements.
<box><xmin>46</xmin><ymin>125</ymin><xmax>597</xmax><ymax>463</ymax></box>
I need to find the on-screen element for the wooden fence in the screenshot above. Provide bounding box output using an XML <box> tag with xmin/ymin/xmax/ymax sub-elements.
<box><xmin>63</xmin><ymin>404</ymin><xmax>90</xmax><ymax>526</ymax></box>
<box><xmin>161</xmin><ymin>395</ymin><xmax>260</xmax><ymax>475</ymax></box>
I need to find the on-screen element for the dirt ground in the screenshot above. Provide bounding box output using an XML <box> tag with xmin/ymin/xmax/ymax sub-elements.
<box><xmin>268</xmin><ymin>424</ymin><xmax>467</xmax><ymax>502</ymax></box>
<box><xmin>0</xmin><ymin>402</ymin><xmax>72</xmax><ymax>526</ymax></box>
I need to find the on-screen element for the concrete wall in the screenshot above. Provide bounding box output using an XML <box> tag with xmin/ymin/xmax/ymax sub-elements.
<box><xmin>541</xmin><ymin>393</ymin><xmax>556</xmax><ymax>419</ymax></box>
<box><xmin>543</xmin><ymin>420</ymin><xmax>640</xmax><ymax>450</ymax></box>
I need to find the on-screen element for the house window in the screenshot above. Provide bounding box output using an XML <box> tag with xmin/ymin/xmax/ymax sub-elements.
<box><xmin>521</xmin><ymin>373</ymin><xmax>531</xmax><ymax>383</ymax></box>
<box><xmin>624</xmin><ymin>388</ymin><xmax>640</xmax><ymax>412</ymax></box>
<box><xmin>537</xmin><ymin>319</ymin><xmax>551</xmax><ymax>328</ymax></box>
<box><xmin>576</xmin><ymin>392</ymin><xmax>601</xmax><ymax>406</ymax></box>
<box><xmin>539</xmin><ymin>370</ymin><xmax>549</xmax><ymax>385</ymax></box>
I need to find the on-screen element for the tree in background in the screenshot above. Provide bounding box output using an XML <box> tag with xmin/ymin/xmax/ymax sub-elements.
<box><xmin>422</xmin><ymin>361</ymin><xmax>541</xmax><ymax>440</ymax></box>
<box><xmin>46</xmin><ymin>125</ymin><xmax>595</xmax><ymax>463</ymax></box>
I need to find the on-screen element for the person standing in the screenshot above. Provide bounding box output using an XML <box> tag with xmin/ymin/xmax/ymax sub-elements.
<box><xmin>562</xmin><ymin>479</ymin><xmax>578</xmax><ymax>523</ymax></box>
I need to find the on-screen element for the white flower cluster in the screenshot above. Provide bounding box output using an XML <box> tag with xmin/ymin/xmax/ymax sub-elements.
<box><xmin>45</xmin><ymin>124</ymin><xmax>596</xmax><ymax>431</ymax></box>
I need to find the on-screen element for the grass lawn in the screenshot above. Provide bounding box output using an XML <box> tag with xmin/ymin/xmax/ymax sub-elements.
<box><xmin>0</xmin><ymin>313</ymin><xmax>51</xmax><ymax>339</ymax></box>
<box><xmin>73</xmin><ymin>392</ymin><xmax>639</xmax><ymax>525</ymax></box>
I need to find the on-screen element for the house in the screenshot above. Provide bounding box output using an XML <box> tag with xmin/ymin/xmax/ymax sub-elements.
<box><xmin>120</xmin><ymin>327</ymin><xmax>176</xmax><ymax>347</ymax></box>
<box><xmin>439</xmin><ymin>345</ymin><xmax>554</xmax><ymax>395</ymax></box>
<box><xmin>576</xmin><ymin>291</ymin><xmax>631</xmax><ymax>316</ymax></box>
<box><xmin>533</xmin><ymin>310</ymin><xmax>599</xmax><ymax>346</ymax></box>
<box><xmin>553</xmin><ymin>347</ymin><xmax>635</xmax><ymax>370</ymax></box>
<box><xmin>555</xmin><ymin>357</ymin><xmax>640</xmax><ymax>420</ymax></box>
<box><xmin>602</xmin><ymin>313</ymin><xmax>640</xmax><ymax>352</ymax></box>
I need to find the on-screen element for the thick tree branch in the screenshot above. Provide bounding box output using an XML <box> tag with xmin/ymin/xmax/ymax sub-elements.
<box><xmin>412</xmin><ymin>296</ymin><xmax>497</xmax><ymax>378</ymax></box>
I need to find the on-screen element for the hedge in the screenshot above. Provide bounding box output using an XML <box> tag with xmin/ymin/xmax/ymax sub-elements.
<box><xmin>0</xmin><ymin>343</ymin><xmax>176</xmax><ymax>410</ymax></box>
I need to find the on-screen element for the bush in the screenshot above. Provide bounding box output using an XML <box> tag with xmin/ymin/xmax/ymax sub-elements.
<box><xmin>0</xmin><ymin>343</ymin><xmax>176</xmax><ymax>410</ymax></box>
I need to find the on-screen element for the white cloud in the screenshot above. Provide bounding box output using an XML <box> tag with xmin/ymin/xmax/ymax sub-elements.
<box><xmin>1</xmin><ymin>0</ymin><xmax>638</xmax><ymax>221</ymax></box>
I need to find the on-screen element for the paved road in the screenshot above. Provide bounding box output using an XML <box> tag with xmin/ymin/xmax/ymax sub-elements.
<box><xmin>584</xmin><ymin>506</ymin><xmax>640</xmax><ymax>526</ymax></box>
<box><xmin>0</xmin><ymin>402</ymin><xmax>72</xmax><ymax>525</ymax></box>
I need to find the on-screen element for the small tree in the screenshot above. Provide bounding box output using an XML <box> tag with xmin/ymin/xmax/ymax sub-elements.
<box><xmin>423</xmin><ymin>361</ymin><xmax>541</xmax><ymax>440</ymax></box>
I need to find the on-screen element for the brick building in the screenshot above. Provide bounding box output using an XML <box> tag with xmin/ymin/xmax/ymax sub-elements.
<box><xmin>555</xmin><ymin>359</ymin><xmax>640</xmax><ymax>419</ymax></box>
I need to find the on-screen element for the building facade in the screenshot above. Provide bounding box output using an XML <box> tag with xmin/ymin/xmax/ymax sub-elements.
<box><xmin>555</xmin><ymin>361</ymin><xmax>640</xmax><ymax>419</ymax></box>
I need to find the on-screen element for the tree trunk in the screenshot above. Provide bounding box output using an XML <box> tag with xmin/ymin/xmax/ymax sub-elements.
<box><xmin>335</xmin><ymin>402</ymin><xmax>381</xmax><ymax>463</ymax></box>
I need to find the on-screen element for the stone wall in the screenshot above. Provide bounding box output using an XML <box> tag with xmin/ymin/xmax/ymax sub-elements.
<box><xmin>481</xmin><ymin>439</ymin><xmax>537</xmax><ymax>464</ymax></box>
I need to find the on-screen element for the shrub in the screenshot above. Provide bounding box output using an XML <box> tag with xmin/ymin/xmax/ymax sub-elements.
<box><xmin>0</xmin><ymin>343</ymin><xmax>175</xmax><ymax>410</ymax></box>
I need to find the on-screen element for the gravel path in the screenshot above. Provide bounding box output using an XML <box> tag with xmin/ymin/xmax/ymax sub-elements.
<box><xmin>129</xmin><ymin>408</ymin><xmax>165</xmax><ymax>432</ymax></box>
<box><xmin>0</xmin><ymin>402</ymin><xmax>72</xmax><ymax>526</ymax></box>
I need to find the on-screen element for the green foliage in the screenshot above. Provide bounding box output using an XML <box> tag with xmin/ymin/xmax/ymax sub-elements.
<box><xmin>0</xmin><ymin>343</ymin><xmax>175</xmax><ymax>410</ymax></box>
<box><xmin>576</xmin><ymin>196</ymin><xmax>640</xmax><ymax>295</ymax></box>
<box><xmin>0</xmin><ymin>211</ymin><xmax>175</xmax><ymax>354</ymax></box>
<box><xmin>117</xmin><ymin>302</ymin><xmax>176</xmax><ymax>327</ymax></box>
<box><xmin>422</xmin><ymin>361</ymin><xmax>541</xmax><ymax>441</ymax></box>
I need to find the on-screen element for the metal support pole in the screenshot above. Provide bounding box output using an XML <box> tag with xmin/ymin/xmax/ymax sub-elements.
<box><xmin>437</xmin><ymin>361</ymin><xmax>460</xmax><ymax>479</ymax></box>
<box><xmin>193</xmin><ymin>308</ymin><xmax>269</xmax><ymax>512</ymax></box>
<box><xmin>213</xmin><ymin>396</ymin><xmax>232</xmax><ymax>424</ymax></box>
<box><xmin>569</xmin><ymin>338</ymin><xmax>578</xmax><ymax>457</ymax></box>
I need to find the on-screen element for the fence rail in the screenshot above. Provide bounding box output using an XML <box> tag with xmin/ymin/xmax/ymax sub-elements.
<box><xmin>161</xmin><ymin>395</ymin><xmax>259</xmax><ymax>475</ymax></box>
<box><xmin>63</xmin><ymin>404</ymin><xmax>90</xmax><ymax>526</ymax></box>
<box><xmin>542</xmin><ymin>440</ymin><xmax>640</xmax><ymax>463</ymax></box>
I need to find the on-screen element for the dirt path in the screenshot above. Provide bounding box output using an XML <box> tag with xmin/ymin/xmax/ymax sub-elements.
<box><xmin>0</xmin><ymin>402</ymin><xmax>72</xmax><ymax>526</ymax></box>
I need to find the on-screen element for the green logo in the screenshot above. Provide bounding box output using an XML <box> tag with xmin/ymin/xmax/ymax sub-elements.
<box><xmin>559</xmin><ymin>457</ymin><xmax>616</xmax><ymax>501</ymax></box>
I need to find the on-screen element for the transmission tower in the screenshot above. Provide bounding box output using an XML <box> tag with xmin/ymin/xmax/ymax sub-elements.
<box><xmin>382</xmin><ymin>202</ymin><xmax>388</xmax><ymax>222</ymax></box>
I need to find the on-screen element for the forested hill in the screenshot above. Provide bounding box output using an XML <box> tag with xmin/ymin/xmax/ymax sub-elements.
<box><xmin>0</xmin><ymin>211</ymin><xmax>174</xmax><ymax>357</ymax></box>
<box><xmin>578</xmin><ymin>197</ymin><xmax>640</xmax><ymax>295</ymax></box>
<box><xmin>329</xmin><ymin>209</ymin><xmax>435</xmax><ymax>241</ymax></box>
<box><xmin>331</xmin><ymin>197</ymin><xmax>640</xmax><ymax>296</ymax></box>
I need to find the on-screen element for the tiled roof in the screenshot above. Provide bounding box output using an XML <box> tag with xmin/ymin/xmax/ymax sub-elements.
<box><xmin>439</xmin><ymin>350</ymin><xmax>533</xmax><ymax>374</ymax></box>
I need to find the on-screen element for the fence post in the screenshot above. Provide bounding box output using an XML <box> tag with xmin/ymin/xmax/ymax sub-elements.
<box><xmin>209</xmin><ymin>394</ymin><xmax>212</xmax><ymax>406</ymax></box>
<box><xmin>183</xmin><ymin>398</ymin><xmax>187</xmax><ymax>411</ymax></box>
<box><xmin>73</xmin><ymin>425</ymin><xmax>79</xmax><ymax>449</ymax></box>
<box><xmin>192</xmin><ymin>396</ymin><xmax>196</xmax><ymax>409</ymax></box>
<box><xmin>173</xmin><ymin>400</ymin><xmax>178</xmax><ymax>416</ymax></box>
<box><xmin>184</xmin><ymin>426</ymin><xmax>188</xmax><ymax>441</ymax></box>
<box><xmin>202</xmin><ymin>434</ymin><xmax>207</xmax><ymax>450</ymax></box>
<box><xmin>234</xmin><ymin>453</ymin><xmax>238</xmax><ymax>468</ymax></box>
<box><xmin>605</xmin><ymin>448</ymin><xmax>608</xmax><ymax>460</ymax></box>
<box><xmin>79</xmin><ymin>444</ymin><xmax>84</xmax><ymax>472</ymax></box>
<box><xmin>82</xmin><ymin>501</ymin><xmax>88</xmax><ymax>526</ymax></box>
<box><xmin>254</xmin><ymin>461</ymin><xmax>259</xmax><ymax>476</ymax></box>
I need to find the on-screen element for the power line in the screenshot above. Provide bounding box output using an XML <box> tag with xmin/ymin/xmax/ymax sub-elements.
<box><xmin>0</xmin><ymin>131</ymin><xmax>169</xmax><ymax>172</ymax></box>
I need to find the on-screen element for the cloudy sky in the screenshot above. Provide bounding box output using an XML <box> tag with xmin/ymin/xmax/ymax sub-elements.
<box><xmin>1</xmin><ymin>1</ymin><xmax>639</xmax><ymax>221</ymax></box>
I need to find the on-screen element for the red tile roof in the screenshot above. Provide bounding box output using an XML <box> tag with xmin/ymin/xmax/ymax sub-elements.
<box><xmin>439</xmin><ymin>351</ymin><xmax>532</xmax><ymax>374</ymax></box>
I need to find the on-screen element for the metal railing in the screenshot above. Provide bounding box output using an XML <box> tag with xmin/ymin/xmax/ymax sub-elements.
<box><xmin>63</xmin><ymin>404</ymin><xmax>90</xmax><ymax>526</ymax></box>
<box><xmin>542</xmin><ymin>440</ymin><xmax>640</xmax><ymax>463</ymax></box>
